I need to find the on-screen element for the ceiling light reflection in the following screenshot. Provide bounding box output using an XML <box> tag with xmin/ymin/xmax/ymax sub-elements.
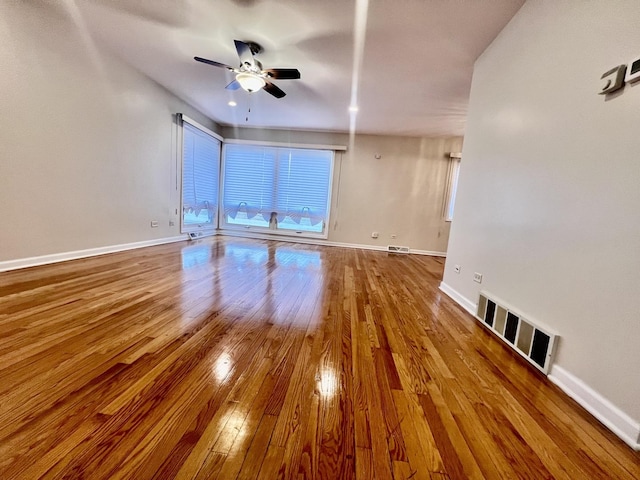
<box><xmin>318</xmin><ymin>368</ymin><xmax>338</xmax><ymax>398</ymax></box>
<box><xmin>214</xmin><ymin>353</ymin><xmax>233</xmax><ymax>383</ymax></box>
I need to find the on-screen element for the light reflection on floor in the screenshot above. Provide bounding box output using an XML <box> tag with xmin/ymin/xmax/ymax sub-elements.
<box><xmin>223</xmin><ymin>243</ymin><xmax>269</xmax><ymax>266</ymax></box>
<box><xmin>317</xmin><ymin>367</ymin><xmax>338</xmax><ymax>398</ymax></box>
<box><xmin>274</xmin><ymin>247</ymin><xmax>321</xmax><ymax>269</ymax></box>
<box><xmin>180</xmin><ymin>243</ymin><xmax>213</xmax><ymax>269</ymax></box>
<box><xmin>213</xmin><ymin>352</ymin><xmax>233</xmax><ymax>383</ymax></box>
<box><xmin>222</xmin><ymin>242</ymin><xmax>322</xmax><ymax>269</ymax></box>
<box><xmin>177</xmin><ymin>237</ymin><xmax>327</xmax><ymax>328</ymax></box>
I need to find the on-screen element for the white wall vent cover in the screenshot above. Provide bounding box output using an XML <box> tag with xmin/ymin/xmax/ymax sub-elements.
<box><xmin>387</xmin><ymin>245</ymin><xmax>410</xmax><ymax>254</ymax></box>
<box><xmin>476</xmin><ymin>292</ymin><xmax>558</xmax><ymax>374</ymax></box>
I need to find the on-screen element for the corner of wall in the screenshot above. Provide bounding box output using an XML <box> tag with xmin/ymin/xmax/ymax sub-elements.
<box><xmin>438</xmin><ymin>281</ymin><xmax>476</xmax><ymax>316</ymax></box>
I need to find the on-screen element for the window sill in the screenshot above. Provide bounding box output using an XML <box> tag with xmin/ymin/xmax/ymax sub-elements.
<box><xmin>181</xmin><ymin>226</ymin><xmax>217</xmax><ymax>235</ymax></box>
<box><xmin>220</xmin><ymin>224</ymin><xmax>328</xmax><ymax>241</ymax></box>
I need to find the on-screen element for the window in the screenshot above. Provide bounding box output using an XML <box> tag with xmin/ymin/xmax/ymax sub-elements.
<box><xmin>445</xmin><ymin>153</ymin><xmax>461</xmax><ymax>221</ymax></box>
<box><xmin>181</xmin><ymin>117</ymin><xmax>221</xmax><ymax>232</ymax></box>
<box><xmin>221</xmin><ymin>143</ymin><xmax>333</xmax><ymax>238</ymax></box>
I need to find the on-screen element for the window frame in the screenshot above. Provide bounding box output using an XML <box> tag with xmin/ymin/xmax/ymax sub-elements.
<box><xmin>179</xmin><ymin>114</ymin><xmax>223</xmax><ymax>234</ymax></box>
<box><xmin>219</xmin><ymin>141</ymin><xmax>336</xmax><ymax>240</ymax></box>
<box><xmin>444</xmin><ymin>153</ymin><xmax>461</xmax><ymax>222</ymax></box>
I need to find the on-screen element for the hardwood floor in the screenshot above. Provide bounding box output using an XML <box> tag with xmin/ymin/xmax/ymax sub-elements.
<box><xmin>0</xmin><ymin>236</ymin><xmax>638</xmax><ymax>479</ymax></box>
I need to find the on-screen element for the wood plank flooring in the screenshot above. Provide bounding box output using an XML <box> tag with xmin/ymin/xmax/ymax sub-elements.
<box><xmin>0</xmin><ymin>236</ymin><xmax>638</xmax><ymax>479</ymax></box>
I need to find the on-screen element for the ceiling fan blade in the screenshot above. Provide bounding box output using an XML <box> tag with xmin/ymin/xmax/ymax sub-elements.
<box><xmin>263</xmin><ymin>81</ymin><xmax>286</xmax><ymax>98</ymax></box>
<box><xmin>225</xmin><ymin>80</ymin><xmax>241</xmax><ymax>90</ymax></box>
<box><xmin>264</xmin><ymin>68</ymin><xmax>301</xmax><ymax>80</ymax></box>
<box><xmin>194</xmin><ymin>56</ymin><xmax>234</xmax><ymax>70</ymax></box>
<box><xmin>234</xmin><ymin>40</ymin><xmax>255</xmax><ymax>67</ymax></box>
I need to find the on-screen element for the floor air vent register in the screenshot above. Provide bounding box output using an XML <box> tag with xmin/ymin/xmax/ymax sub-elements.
<box><xmin>476</xmin><ymin>292</ymin><xmax>558</xmax><ymax>374</ymax></box>
<box><xmin>387</xmin><ymin>245</ymin><xmax>410</xmax><ymax>253</ymax></box>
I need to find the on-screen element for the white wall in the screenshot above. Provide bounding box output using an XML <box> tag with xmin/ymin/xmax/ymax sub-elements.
<box><xmin>0</xmin><ymin>1</ymin><xmax>217</xmax><ymax>262</ymax></box>
<box><xmin>0</xmin><ymin>0</ymin><xmax>460</xmax><ymax>264</ymax></box>
<box><xmin>442</xmin><ymin>0</ymin><xmax>640</xmax><ymax>442</ymax></box>
<box><xmin>221</xmin><ymin>127</ymin><xmax>462</xmax><ymax>253</ymax></box>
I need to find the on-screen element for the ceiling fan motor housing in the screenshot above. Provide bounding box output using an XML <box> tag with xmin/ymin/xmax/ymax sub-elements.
<box><xmin>244</xmin><ymin>59</ymin><xmax>263</xmax><ymax>73</ymax></box>
<box><xmin>244</xmin><ymin>41</ymin><xmax>263</xmax><ymax>55</ymax></box>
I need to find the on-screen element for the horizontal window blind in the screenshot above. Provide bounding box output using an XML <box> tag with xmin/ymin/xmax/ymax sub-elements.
<box><xmin>222</xmin><ymin>144</ymin><xmax>333</xmax><ymax>234</ymax></box>
<box><xmin>275</xmin><ymin>148</ymin><xmax>332</xmax><ymax>226</ymax></box>
<box><xmin>223</xmin><ymin>145</ymin><xmax>276</xmax><ymax>219</ymax></box>
<box><xmin>182</xmin><ymin>122</ymin><xmax>220</xmax><ymax>229</ymax></box>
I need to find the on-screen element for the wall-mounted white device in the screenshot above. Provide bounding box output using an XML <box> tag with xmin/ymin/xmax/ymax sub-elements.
<box><xmin>599</xmin><ymin>64</ymin><xmax>626</xmax><ymax>95</ymax></box>
<box><xmin>624</xmin><ymin>57</ymin><xmax>640</xmax><ymax>84</ymax></box>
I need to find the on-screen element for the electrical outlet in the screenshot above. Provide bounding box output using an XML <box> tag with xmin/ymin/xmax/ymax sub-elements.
<box><xmin>371</xmin><ymin>232</ymin><xmax>379</xmax><ymax>238</ymax></box>
<box><xmin>169</xmin><ymin>220</ymin><xmax>175</xmax><ymax>227</ymax></box>
<box><xmin>150</xmin><ymin>220</ymin><xmax>159</xmax><ymax>228</ymax></box>
<box><xmin>454</xmin><ymin>265</ymin><xmax>461</xmax><ymax>274</ymax></box>
<box><xmin>473</xmin><ymin>272</ymin><xmax>483</xmax><ymax>283</ymax></box>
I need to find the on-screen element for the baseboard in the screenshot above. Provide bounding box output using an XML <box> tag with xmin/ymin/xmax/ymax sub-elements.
<box><xmin>549</xmin><ymin>365</ymin><xmax>640</xmax><ymax>451</ymax></box>
<box><xmin>409</xmin><ymin>248</ymin><xmax>447</xmax><ymax>257</ymax></box>
<box><xmin>438</xmin><ymin>281</ymin><xmax>477</xmax><ymax>315</ymax></box>
<box><xmin>0</xmin><ymin>232</ymin><xmax>445</xmax><ymax>273</ymax></box>
<box><xmin>0</xmin><ymin>235</ymin><xmax>188</xmax><ymax>272</ymax></box>
<box><xmin>220</xmin><ymin>230</ymin><xmax>447</xmax><ymax>257</ymax></box>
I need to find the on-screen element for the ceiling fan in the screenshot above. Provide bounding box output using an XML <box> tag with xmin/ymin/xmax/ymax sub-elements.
<box><xmin>195</xmin><ymin>40</ymin><xmax>301</xmax><ymax>98</ymax></box>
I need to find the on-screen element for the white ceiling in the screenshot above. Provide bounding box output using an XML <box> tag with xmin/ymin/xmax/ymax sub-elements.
<box><xmin>72</xmin><ymin>0</ymin><xmax>524</xmax><ymax>137</ymax></box>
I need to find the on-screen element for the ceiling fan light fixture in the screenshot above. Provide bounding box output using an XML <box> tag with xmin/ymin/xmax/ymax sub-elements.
<box><xmin>236</xmin><ymin>72</ymin><xmax>265</xmax><ymax>93</ymax></box>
